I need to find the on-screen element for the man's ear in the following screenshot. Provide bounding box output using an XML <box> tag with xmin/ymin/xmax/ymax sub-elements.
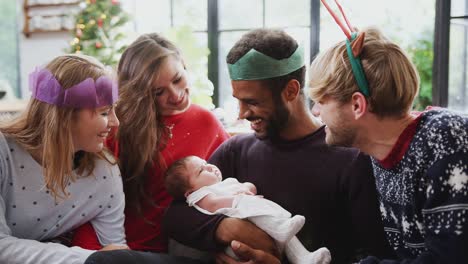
<box><xmin>283</xmin><ymin>79</ymin><xmax>301</xmax><ymax>102</ymax></box>
<box><xmin>350</xmin><ymin>92</ymin><xmax>368</xmax><ymax>120</ymax></box>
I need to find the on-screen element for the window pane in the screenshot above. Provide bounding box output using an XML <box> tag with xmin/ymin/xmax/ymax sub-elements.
<box><xmin>451</xmin><ymin>0</ymin><xmax>468</xmax><ymax>17</ymax></box>
<box><xmin>285</xmin><ymin>27</ymin><xmax>311</xmax><ymax>65</ymax></box>
<box><xmin>320</xmin><ymin>0</ymin><xmax>435</xmax><ymax>51</ymax></box>
<box><xmin>193</xmin><ymin>32</ymin><xmax>209</xmax><ymax>81</ymax></box>
<box><xmin>219</xmin><ymin>0</ymin><xmax>262</xmax><ymax>30</ymax></box>
<box><xmin>173</xmin><ymin>0</ymin><xmax>207</xmax><ymax>31</ymax></box>
<box><xmin>448</xmin><ymin>18</ymin><xmax>468</xmax><ymax>112</ymax></box>
<box><xmin>194</xmin><ymin>32</ymin><xmax>208</xmax><ymax>53</ymax></box>
<box><xmin>133</xmin><ymin>0</ymin><xmax>171</xmax><ymax>33</ymax></box>
<box><xmin>0</xmin><ymin>0</ymin><xmax>19</xmax><ymax>98</ymax></box>
<box><xmin>319</xmin><ymin>6</ymin><xmax>345</xmax><ymax>51</ymax></box>
<box><xmin>167</xmin><ymin>29</ymin><xmax>208</xmax><ymax>76</ymax></box>
<box><xmin>183</xmin><ymin>32</ymin><xmax>211</xmax><ymax>108</ymax></box>
<box><xmin>218</xmin><ymin>31</ymin><xmax>248</xmax><ymax>116</ymax></box>
<box><xmin>265</xmin><ymin>0</ymin><xmax>310</xmax><ymax>27</ymax></box>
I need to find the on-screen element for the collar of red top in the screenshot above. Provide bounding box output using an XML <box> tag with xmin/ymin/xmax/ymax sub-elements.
<box><xmin>377</xmin><ymin>112</ymin><xmax>423</xmax><ymax>169</ymax></box>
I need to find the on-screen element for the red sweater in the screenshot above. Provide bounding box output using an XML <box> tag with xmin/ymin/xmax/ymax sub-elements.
<box><xmin>71</xmin><ymin>104</ymin><xmax>229</xmax><ymax>252</ymax></box>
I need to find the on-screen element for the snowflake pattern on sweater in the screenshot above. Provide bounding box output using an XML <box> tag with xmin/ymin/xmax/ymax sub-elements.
<box><xmin>371</xmin><ymin>110</ymin><xmax>468</xmax><ymax>262</ymax></box>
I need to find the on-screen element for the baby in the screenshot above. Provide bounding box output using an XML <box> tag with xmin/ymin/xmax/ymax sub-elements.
<box><xmin>164</xmin><ymin>155</ymin><xmax>331</xmax><ymax>264</ymax></box>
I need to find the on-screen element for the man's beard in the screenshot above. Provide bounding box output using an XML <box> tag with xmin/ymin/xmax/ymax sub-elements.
<box><xmin>325</xmin><ymin>122</ymin><xmax>357</xmax><ymax>147</ymax></box>
<box><xmin>261</xmin><ymin>101</ymin><xmax>290</xmax><ymax>141</ymax></box>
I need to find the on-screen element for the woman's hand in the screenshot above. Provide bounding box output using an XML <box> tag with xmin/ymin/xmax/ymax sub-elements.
<box><xmin>215</xmin><ymin>240</ymin><xmax>280</xmax><ymax>264</ymax></box>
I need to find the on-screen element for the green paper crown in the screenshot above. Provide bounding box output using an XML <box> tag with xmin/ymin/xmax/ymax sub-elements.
<box><xmin>228</xmin><ymin>46</ymin><xmax>305</xmax><ymax>80</ymax></box>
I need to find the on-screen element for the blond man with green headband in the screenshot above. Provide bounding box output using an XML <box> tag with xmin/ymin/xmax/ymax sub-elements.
<box><xmin>164</xmin><ymin>28</ymin><xmax>392</xmax><ymax>264</ymax></box>
<box><xmin>308</xmin><ymin>1</ymin><xmax>468</xmax><ymax>263</ymax></box>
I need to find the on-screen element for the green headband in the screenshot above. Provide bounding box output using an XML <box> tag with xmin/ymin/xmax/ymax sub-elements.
<box><xmin>228</xmin><ymin>46</ymin><xmax>305</xmax><ymax>80</ymax></box>
<box><xmin>346</xmin><ymin>32</ymin><xmax>370</xmax><ymax>96</ymax></box>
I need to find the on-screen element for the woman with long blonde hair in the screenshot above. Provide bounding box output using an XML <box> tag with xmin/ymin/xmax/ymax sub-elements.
<box><xmin>0</xmin><ymin>54</ymin><xmax>126</xmax><ymax>264</ymax></box>
<box><xmin>73</xmin><ymin>33</ymin><xmax>229</xmax><ymax>258</ymax></box>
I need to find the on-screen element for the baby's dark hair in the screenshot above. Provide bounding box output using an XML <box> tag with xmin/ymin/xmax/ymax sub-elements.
<box><xmin>164</xmin><ymin>156</ymin><xmax>194</xmax><ymax>199</ymax></box>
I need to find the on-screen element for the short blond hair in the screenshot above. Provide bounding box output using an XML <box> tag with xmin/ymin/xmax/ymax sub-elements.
<box><xmin>308</xmin><ymin>27</ymin><xmax>420</xmax><ymax>117</ymax></box>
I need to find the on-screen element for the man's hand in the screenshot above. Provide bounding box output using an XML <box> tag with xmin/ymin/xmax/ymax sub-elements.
<box><xmin>215</xmin><ymin>241</ymin><xmax>280</xmax><ymax>264</ymax></box>
<box><xmin>216</xmin><ymin>218</ymin><xmax>279</xmax><ymax>258</ymax></box>
<box><xmin>99</xmin><ymin>244</ymin><xmax>129</xmax><ymax>251</ymax></box>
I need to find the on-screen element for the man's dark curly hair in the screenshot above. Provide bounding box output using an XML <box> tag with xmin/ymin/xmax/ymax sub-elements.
<box><xmin>226</xmin><ymin>28</ymin><xmax>306</xmax><ymax>97</ymax></box>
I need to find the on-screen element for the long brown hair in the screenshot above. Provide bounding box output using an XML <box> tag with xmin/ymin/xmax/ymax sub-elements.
<box><xmin>0</xmin><ymin>54</ymin><xmax>114</xmax><ymax>199</ymax></box>
<box><xmin>116</xmin><ymin>33</ymin><xmax>182</xmax><ymax>212</ymax></box>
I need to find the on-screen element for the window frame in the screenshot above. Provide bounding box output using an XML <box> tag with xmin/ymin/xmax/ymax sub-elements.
<box><xmin>433</xmin><ymin>0</ymin><xmax>451</xmax><ymax>107</ymax></box>
<box><xmin>433</xmin><ymin>0</ymin><xmax>468</xmax><ymax>109</ymax></box>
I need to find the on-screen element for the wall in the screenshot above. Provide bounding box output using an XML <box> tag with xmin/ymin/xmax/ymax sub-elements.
<box><xmin>19</xmin><ymin>32</ymin><xmax>71</xmax><ymax>97</ymax></box>
<box><xmin>18</xmin><ymin>0</ymin><xmax>73</xmax><ymax>98</ymax></box>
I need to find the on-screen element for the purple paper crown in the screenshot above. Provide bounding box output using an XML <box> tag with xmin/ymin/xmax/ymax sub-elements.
<box><xmin>29</xmin><ymin>67</ymin><xmax>118</xmax><ymax>108</ymax></box>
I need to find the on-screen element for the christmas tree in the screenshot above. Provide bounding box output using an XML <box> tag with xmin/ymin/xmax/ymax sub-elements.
<box><xmin>69</xmin><ymin>0</ymin><xmax>129</xmax><ymax>67</ymax></box>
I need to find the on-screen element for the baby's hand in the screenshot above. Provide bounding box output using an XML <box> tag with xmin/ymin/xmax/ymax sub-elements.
<box><xmin>99</xmin><ymin>244</ymin><xmax>129</xmax><ymax>251</ymax></box>
<box><xmin>235</xmin><ymin>190</ymin><xmax>255</xmax><ymax>195</ymax></box>
<box><xmin>243</xmin><ymin>182</ymin><xmax>257</xmax><ymax>195</ymax></box>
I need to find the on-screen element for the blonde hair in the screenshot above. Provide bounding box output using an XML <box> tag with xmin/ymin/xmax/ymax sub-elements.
<box><xmin>116</xmin><ymin>33</ymin><xmax>183</xmax><ymax>211</ymax></box>
<box><xmin>0</xmin><ymin>54</ymin><xmax>115</xmax><ymax>199</ymax></box>
<box><xmin>309</xmin><ymin>27</ymin><xmax>420</xmax><ymax>117</ymax></box>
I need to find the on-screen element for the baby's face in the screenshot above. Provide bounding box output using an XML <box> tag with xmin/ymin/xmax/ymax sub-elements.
<box><xmin>186</xmin><ymin>156</ymin><xmax>222</xmax><ymax>191</ymax></box>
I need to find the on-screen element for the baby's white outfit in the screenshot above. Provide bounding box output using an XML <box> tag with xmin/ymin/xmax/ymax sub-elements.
<box><xmin>187</xmin><ymin>178</ymin><xmax>331</xmax><ymax>264</ymax></box>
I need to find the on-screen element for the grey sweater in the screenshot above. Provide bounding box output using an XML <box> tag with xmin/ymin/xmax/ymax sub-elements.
<box><xmin>0</xmin><ymin>132</ymin><xmax>126</xmax><ymax>264</ymax></box>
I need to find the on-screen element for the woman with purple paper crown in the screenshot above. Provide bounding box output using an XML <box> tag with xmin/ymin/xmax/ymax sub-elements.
<box><xmin>0</xmin><ymin>54</ymin><xmax>126</xmax><ymax>264</ymax></box>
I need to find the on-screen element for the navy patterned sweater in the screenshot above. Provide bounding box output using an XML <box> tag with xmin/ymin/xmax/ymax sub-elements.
<box><xmin>362</xmin><ymin>110</ymin><xmax>468</xmax><ymax>263</ymax></box>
